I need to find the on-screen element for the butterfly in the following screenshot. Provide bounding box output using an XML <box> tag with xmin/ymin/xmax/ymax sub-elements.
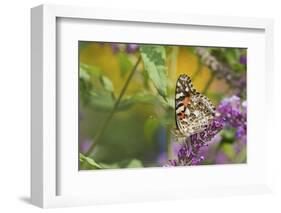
<box><xmin>172</xmin><ymin>74</ymin><xmax>216</xmax><ymax>142</ymax></box>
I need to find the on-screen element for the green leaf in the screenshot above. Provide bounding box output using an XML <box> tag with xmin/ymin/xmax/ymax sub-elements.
<box><xmin>100</xmin><ymin>75</ymin><xmax>114</xmax><ymax>92</ymax></box>
<box><xmin>89</xmin><ymin>95</ymin><xmax>115</xmax><ymax>111</ymax></box>
<box><xmin>126</xmin><ymin>159</ymin><xmax>143</xmax><ymax>168</ymax></box>
<box><xmin>90</xmin><ymin>94</ymin><xmax>132</xmax><ymax>112</ymax></box>
<box><xmin>117</xmin><ymin>52</ymin><xmax>133</xmax><ymax>77</ymax></box>
<box><xmin>99</xmin><ymin>159</ymin><xmax>143</xmax><ymax>169</ymax></box>
<box><xmin>118</xmin><ymin>93</ymin><xmax>157</xmax><ymax>109</ymax></box>
<box><xmin>80</xmin><ymin>63</ymin><xmax>102</xmax><ymax>77</ymax></box>
<box><xmin>88</xmin><ymin>95</ymin><xmax>132</xmax><ymax>112</ymax></box>
<box><xmin>140</xmin><ymin>45</ymin><xmax>168</xmax><ymax>99</ymax></box>
<box><xmin>98</xmin><ymin>162</ymin><xmax>120</xmax><ymax>169</ymax></box>
<box><xmin>79</xmin><ymin>68</ymin><xmax>90</xmax><ymax>81</ymax></box>
<box><xmin>79</xmin><ymin>66</ymin><xmax>95</xmax><ymax>104</ymax></box>
<box><xmin>79</xmin><ymin>153</ymin><xmax>102</xmax><ymax>169</ymax></box>
<box><xmin>224</xmin><ymin>49</ymin><xmax>240</xmax><ymax>67</ymax></box>
<box><xmin>130</xmin><ymin>93</ymin><xmax>156</xmax><ymax>103</ymax></box>
<box><xmin>159</xmin><ymin>97</ymin><xmax>175</xmax><ymax>109</ymax></box>
<box><xmin>233</xmin><ymin>63</ymin><xmax>246</xmax><ymax>73</ymax></box>
<box><xmin>221</xmin><ymin>129</ymin><xmax>235</xmax><ymax>143</ymax></box>
<box><xmin>89</xmin><ymin>92</ymin><xmax>157</xmax><ymax>112</ymax></box>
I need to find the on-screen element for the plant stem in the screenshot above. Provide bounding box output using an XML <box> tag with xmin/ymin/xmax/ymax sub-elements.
<box><xmin>85</xmin><ymin>56</ymin><xmax>142</xmax><ymax>156</ymax></box>
<box><xmin>202</xmin><ymin>73</ymin><xmax>216</xmax><ymax>94</ymax></box>
<box><xmin>191</xmin><ymin>62</ymin><xmax>203</xmax><ymax>81</ymax></box>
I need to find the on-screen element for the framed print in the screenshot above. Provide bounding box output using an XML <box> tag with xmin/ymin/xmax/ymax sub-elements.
<box><xmin>31</xmin><ymin>4</ymin><xmax>274</xmax><ymax>208</ymax></box>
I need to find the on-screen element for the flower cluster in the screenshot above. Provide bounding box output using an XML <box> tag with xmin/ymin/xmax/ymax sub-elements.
<box><xmin>167</xmin><ymin>116</ymin><xmax>225</xmax><ymax>166</ymax></box>
<box><xmin>166</xmin><ymin>95</ymin><xmax>247</xmax><ymax>166</ymax></box>
<box><xmin>240</xmin><ymin>55</ymin><xmax>247</xmax><ymax>65</ymax></box>
<box><xmin>195</xmin><ymin>47</ymin><xmax>245</xmax><ymax>91</ymax></box>
<box><xmin>110</xmin><ymin>43</ymin><xmax>139</xmax><ymax>54</ymax></box>
<box><xmin>217</xmin><ymin>95</ymin><xmax>247</xmax><ymax>150</ymax></box>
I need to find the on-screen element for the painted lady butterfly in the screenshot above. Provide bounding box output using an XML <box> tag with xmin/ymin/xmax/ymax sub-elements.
<box><xmin>172</xmin><ymin>74</ymin><xmax>216</xmax><ymax>142</ymax></box>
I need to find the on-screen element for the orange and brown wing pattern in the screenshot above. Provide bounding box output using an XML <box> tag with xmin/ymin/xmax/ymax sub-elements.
<box><xmin>175</xmin><ymin>74</ymin><xmax>216</xmax><ymax>138</ymax></box>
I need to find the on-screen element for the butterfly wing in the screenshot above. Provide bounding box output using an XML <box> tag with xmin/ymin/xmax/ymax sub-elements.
<box><xmin>175</xmin><ymin>74</ymin><xmax>196</xmax><ymax>136</ymax></box>
<box><xmin>175</xmin><ymin>74</ymin><xmax>216</xmax><ymax>138</ymax></box>
<box><xmin>186</xmin><ymin>93</ymin><xmax>216</xmax><ymax>134</ymax></box>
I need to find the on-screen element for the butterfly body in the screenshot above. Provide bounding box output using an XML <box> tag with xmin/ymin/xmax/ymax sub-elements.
<box><xmin>173</xmin><ymin>74</ymin><xmax>216</xmax><ymax>141</ymax></box>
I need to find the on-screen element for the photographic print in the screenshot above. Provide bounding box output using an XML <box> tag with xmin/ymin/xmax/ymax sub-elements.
<box><xmin>79</xmin><ymin>42</ymin><xmax>247</xmax><ymax>170</ymax></box>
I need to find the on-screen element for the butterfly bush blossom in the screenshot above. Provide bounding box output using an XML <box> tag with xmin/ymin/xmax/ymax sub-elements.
<box><xmin>240</xmin><ymin>55</ymin><xmax>247</xmax><ymax>65</ymax></box>
<box><xmin>110</xmin><ymin>43</ymin><xmax>139</xmax><ymax>54</ymax></box>
<box><xmin>166</xmin><ymin>95</ymin><xmax>247</xmax><ymax>166</ymax></box>
<box><xmin>218</xmin><ymin>95</ymin><xmax>247</xmax><ymax>152</ymax></box>
<box><xmin>195</xmin><ymin>48</ymin><xmax>245</xmax><ymax>90</ymax></box>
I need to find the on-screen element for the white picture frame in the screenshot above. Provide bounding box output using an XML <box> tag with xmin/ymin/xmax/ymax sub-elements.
<box><xmin>31</xmin><ymin>4</ymin><xmax>274</xmax><ymax>208</ymax></box>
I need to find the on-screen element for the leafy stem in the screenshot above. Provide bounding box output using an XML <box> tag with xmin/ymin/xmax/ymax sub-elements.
<box><xmin>191</xmin><ymin>62</ymin><xmax>203</xmax><ymax>81</ymax></box>
<box><xmin>202</xmin><ymin>72</ymin><xmax>216</xmax><ymax>94</ymax></box>
<box><xmin>85</xmin><ymin>55</ymin><xmax>142</xmax><ymax>156</ymax></box>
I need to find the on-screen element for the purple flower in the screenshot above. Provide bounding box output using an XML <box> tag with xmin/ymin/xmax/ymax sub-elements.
<box><xmin>217</xmin><ymin>95</ymin><xmax>246</xmax><ymax>128</ymax></box>
<box><xmin>167</xmin><ymin>116</ymin><xmax>224</xmax><ymax>166</ymax></box>
<box><xmin>110</xmin><ymin>43</ymin><xmax>120</xmax><ymax>54</ymax></box>
<box><xmin>240</xmin><ymin>55</ymin><xmax>247</xmax><ymax>65</ymax></box>
<box><xmin>218</xmin><ymin>95</ymin><xmax>247</xmax><ymax>148</ymax></box>
<box><xmin>110</xmin><ymin>43</ymin><xmax>139</xmax><ymax>54</ymax></box>
<box><xmin>236</xmin><ymin>125</ymin><xmax>246</xmax><ymax>139</ymax></box>
<box><xmin>126</xmin><ymin>44</ymin><xmax>139</xmax><ymax>53</ymax></box>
